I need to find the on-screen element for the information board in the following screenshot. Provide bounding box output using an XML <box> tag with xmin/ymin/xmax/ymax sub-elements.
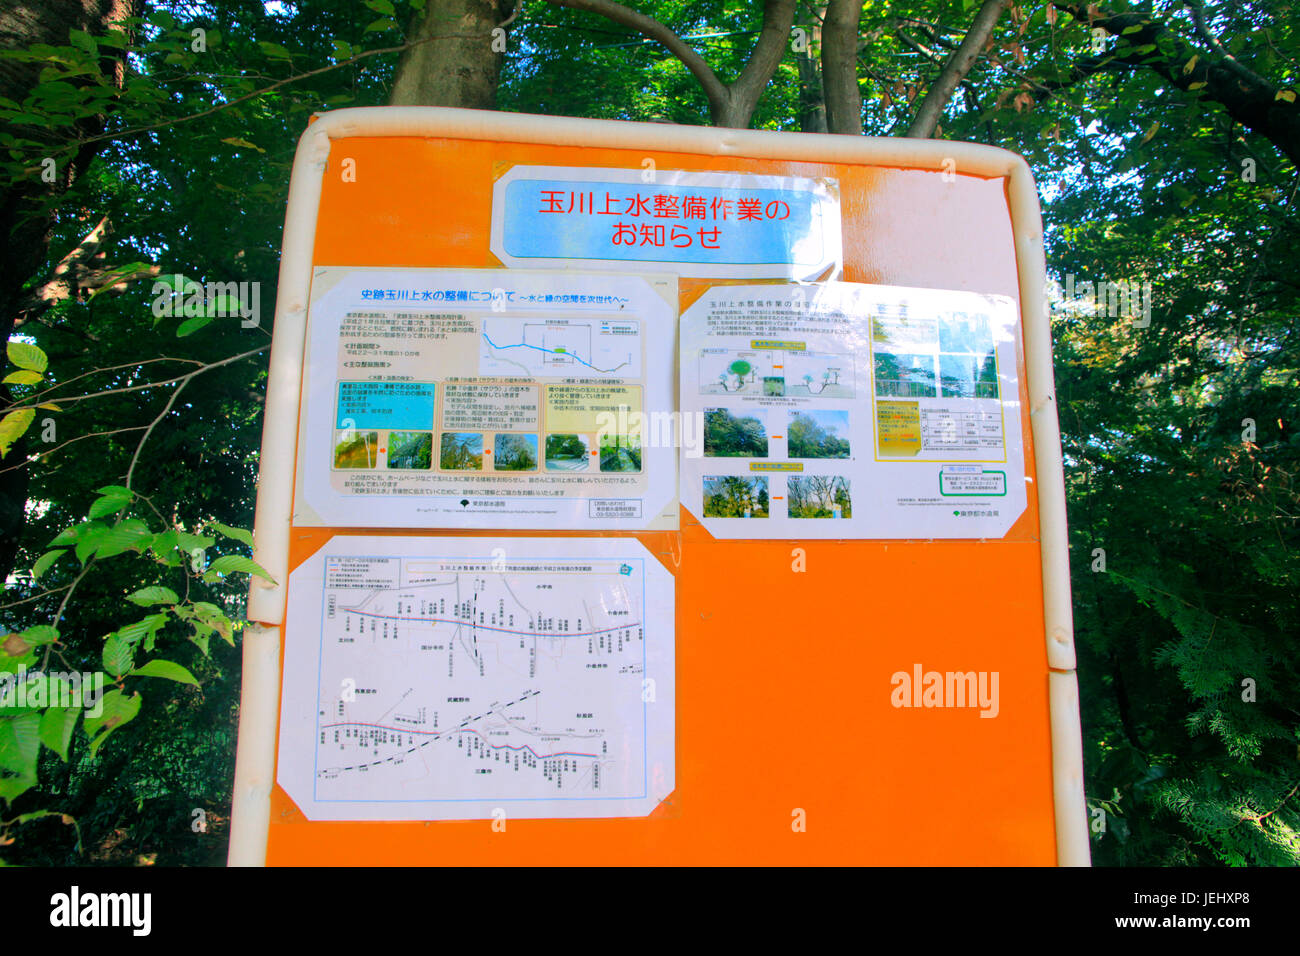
<box><xmin>230</xmin><ymin>107</ymin><xmax>1088</xmax><ymax>866</ymax></box>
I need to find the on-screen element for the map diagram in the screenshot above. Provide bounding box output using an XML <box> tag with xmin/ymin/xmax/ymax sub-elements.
<box><xmin>279</xmin><ymin>537</ymin><xmax>674</xmax><ymax>820</ymax></box>
<box><xmin>480</xmin><ymin>316</ymin><xmax>641</xmax><ymax>377</ymax></box>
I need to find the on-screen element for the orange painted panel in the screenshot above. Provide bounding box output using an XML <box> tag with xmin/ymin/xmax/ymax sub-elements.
<box><xmin>264</xmin><ymin>135</ymin><xmax>1056</xmax><ymax>865</ymax></box>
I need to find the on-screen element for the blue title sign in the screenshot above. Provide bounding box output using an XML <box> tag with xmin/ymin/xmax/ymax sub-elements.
<box><xmin>493</xmin><ymin>168</ymin><xmax>841</xmax><ymax>278</ymax></box>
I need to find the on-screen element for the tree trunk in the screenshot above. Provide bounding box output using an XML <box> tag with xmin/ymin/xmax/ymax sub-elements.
<box><xmin>821</xmin><ymin>0</ymin><xmax>863</xmax><ymax>134</ymax></box>
<box><xmin>389</xmin><ymin>0</ymin><xmax>515</xmax><ymax>107</ymax></box>
<box><xmin>795</xmin><ymin>4</ymin><xmax>827</xmax><ymax>133</ymax></box>
<box><xmin>0</xmin><ymin>0</ymin><xmax>139</xmax><ymax>585</ymax></box>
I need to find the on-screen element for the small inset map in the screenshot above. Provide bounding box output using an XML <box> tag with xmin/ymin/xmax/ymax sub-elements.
<box><xmin>480</xmin><ymin>317</ymin><xmax>641</xmax><ymax>378</ymax></box>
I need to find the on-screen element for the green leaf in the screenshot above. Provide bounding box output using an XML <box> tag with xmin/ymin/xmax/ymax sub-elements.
<box><xmin>0</xmin><ymin>408</ymin><xmax>35</xmax><ymax>457</ymax></box>
<box><xmin>6</xmin><ymin>340</ymin><xmax>47</xmax><ymax>373</ymax></box>
<box><xmin>68</xmin><ymin>29</ymin><xmax>97</xmax><ymax>56</ymax></box>
<box><xmin>39</xmin><ymin>706</ymin><xmax>78</xmax><ymax>761</ymax></box>
<box><xmin>128</xmin><ymin>659</ymin><xmax>198</xmax><ymax>686</ymax></box>
<box><xmin>83</xmin><ymin>689</ymin><xmax>141</xmax><ymax>757</ymax></box>
<box><xmin>258</xmin><ymin>40</ymin><xmax>292</xmax><ymax>59</ymax></box>
<box><xmin>90</xmin><ymin>518</ymin><xmax>153</xmax><ymax>560</ymax></box>
<box><xmin>0</xmin><ymin>713</ymin><xmax>40</xmax><ymax>803</ymax></box>
<box><xmin>220</xmin><ymin>136</ymin><xmax>265</xmax><ymax>153</ymax></box>
<box><xmin>49</xmin><ymin>520</ymin><xmax>102</xmax><ymax>549</ymax></box>
<box><xmin>176</xmin><ymin>315</ymin><xmax>215</xmax><ymax>337</ymax></box>
<box><xmin>114</xmin><ymin>613</ymin><xmax>169</xmax><ymax>647</ymax></box>
<box><xmin>16</xmin><ymin>626</ymin><xmax>58</xmax><ymax>647</ymax></box>
<box><xmin>364</xmin><ymin>17</ymin><xmax>397</xmax><ymax>33</ymax></box>
<box><xmin>190</xmin><ymin>601</ymin><xmax>233</xmax><ymax>645</ymax></box>
<box><xmin>102</xmin><ymin>634</ymin><xmax>134</xmax><ymax>677</ymax></box>
<box><xmin>364</xmin><ymin>0</ymin><xmax>396</xmax><ymax>14</ymax></box>
<box><xmin>125</xmin><ymin>586</ymin><xmax>179</xmax><ymax>606</ymax></box>
<box><xmin>88</xmin><ymin>486</ymin><xmax>133</xmax><ymax>519</ymax></box>
<box><xmin>150</xmin><ymin>529</ymin><xmax>215</xmax><ymax>567</ymax></box>
<box><xmin>31</xmin><ymin>550</ymin><xmax>64</xmax><ymax>580</ymax></box>
<box><xmin>207</xmin><ymin>554</ymin><xmax>276</xmax><ymax>583</ymax></box>
<box><xmin>1</xmin><ymin>370</ymin><xmax>41</xmax><ymax>386</ymax></box>
<box><xmin>74</xmin><ymin>524</ymin><xmax>108</xmax><ymax>563</ymax></box>
<box><xmin>208</xmin><ymin>521</ymin><xmax>253</xmax><ymax>548</ymax></box>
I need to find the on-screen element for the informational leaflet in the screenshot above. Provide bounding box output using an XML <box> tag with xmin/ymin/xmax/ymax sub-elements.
<box><xmin>680</xmin><ymin>282</ymin><xmax>1027</xmax><ymax>539</ymax></box>
<box><xmin>491</xmin><ymin>165</ymin><xmax>842</xmax><ymax>280</ymax></box>
<box><xmin>277</xmin><ymin>535</ymin><xmax>675</xmax><ymax>821</ymax></box>
<box><xmin>292</xmin><ymin>267</ymin><xmax>678</xmax><ymax>530</ymax></box>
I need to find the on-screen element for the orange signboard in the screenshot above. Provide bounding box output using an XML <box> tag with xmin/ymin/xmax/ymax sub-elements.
<box><xmin>229</xmin><ymin>107</ymin><xmax>1087</xmax><ymax>865</ymax></box>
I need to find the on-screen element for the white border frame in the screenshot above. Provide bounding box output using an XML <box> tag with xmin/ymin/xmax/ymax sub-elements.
<box><xmin>229</xmin><ymin>106</ymin><xmax>1088</xmax><ymax>867</ymax></box>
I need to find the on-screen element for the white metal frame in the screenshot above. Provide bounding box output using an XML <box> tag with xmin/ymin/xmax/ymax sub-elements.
<box><xmin>229</xmin><ymin>106</ymin><xmax>1089</xmax><ymax>867</ymax></box>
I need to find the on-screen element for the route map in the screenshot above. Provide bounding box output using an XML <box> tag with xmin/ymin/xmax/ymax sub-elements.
<box><xmin>278</xmin><ymin>536</ymin><xmax>675</xmax><ymax>821</ymax></box>
<box><xmin>480</xmin><ymin>316</ymin><xmax>642</xmax><ymax>378</ymax></box>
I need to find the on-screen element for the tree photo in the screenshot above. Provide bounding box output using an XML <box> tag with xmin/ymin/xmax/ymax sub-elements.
<box><xmin>704</xmin><ymin>407</ymin><xmax>769</xmax><ymax>457</ymax></box>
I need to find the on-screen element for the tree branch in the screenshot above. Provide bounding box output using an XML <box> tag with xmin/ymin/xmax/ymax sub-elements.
<box><xmin>907</xmin><ymin>0</ymin><xmax>1012</xmax><ymax>138</ymax></box>
<box><xmin>1183</xmin><ymin>0</ymin><xmax>1271</xmax><ymax>90</ymax></box>
<box><xmin>1051</xmin><ymin>1</ymin><xmax>1300</xmax><ymax>167</ymax></box>
<box><xmin>726</xmin><ymin>0</ymin><xmax>799</xmax><ymax>127</ymax></box>
<box><xmin>546</xmin><ymin>0</ymin><xmax>730</xmax><ymax>119</ymax></box>
<box><xmin>547</xmin><ymin>0</ymin><xmax>796</xmax><ymax>128</ymax></box>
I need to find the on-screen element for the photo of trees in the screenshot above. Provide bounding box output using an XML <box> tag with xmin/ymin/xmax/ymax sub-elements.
<box><xmin>704</xmin><ymin>408</ymin><xmax>768</xmax><ymax>457</ymax></box>
<box><xmin>544</xmin><ymin>433</ymin><xmax>589</xmax><ymax>471</ymax></box>
<box><xmin>787</xmin><ymin>410</ymin><xmax>851</xmax><ymax>459</ymax></box>
<box><xmin>439</xmin><ymin>432</ymin><xmax>483</xmax><ymax>470</ymax></box>
<box><xmin>493</xmin><ymin>433</ymin><xmax>538</xmax><ymax>471</ymax></box>
<box><xmin>386</xmin><ymin>431</ymin><xmax>432</xmax><ymax>469</ymax></box>
<box><xmin>599</xmin><ymin>434</ymin><xmax>642</xmax><ymax>472</ymax></box>
<box><xmin>702</xmin><ymin>475</ymin><xmax>769</xmax><ymax>518</ymax></box>
<box><xmin>788</xmin><ymin>476</ymin><xmax>852</xmax><ymax>519</ymax></box>
<box><xmin>333</xmin><ymin>431</ymin><xmax>379</xmax><ymax>469</ymax></box>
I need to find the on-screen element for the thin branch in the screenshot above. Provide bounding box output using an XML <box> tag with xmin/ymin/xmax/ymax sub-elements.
<box><xmin>125</xmin><ymin>378</ymin><xmax>188</xmax><ymax>490</ymax></box>
<box><xmin>5</xmin><ymin>345</ymin><xmax>267</xmax><ymax>413</ymax></box>
<box><xmin>1183</xmin><ymin>0</ymin><xmax>1271</xmax><ymax>89</ymax></box>
<box><xmin>0</xmin><ymin>583</ymin><xmax>73</xmax><ymax>612</ymax></box>
<box><xmin>0</xmin><ymin>425</ymin><xmax>149</xmax><ymax>477</ymax></box>
<box><xmin>45</xmin><ymin>561</ymin><xmax>94</xmax><ymax>667</ymax></box>
<box><xmin>18</xmin><ymin>355</ymin><xmax>207</xmax><ymax>406</ymax></box>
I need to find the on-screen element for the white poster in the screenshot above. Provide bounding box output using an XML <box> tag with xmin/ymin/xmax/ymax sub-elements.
<box><xmin>292</xmin><ymin>267</ymin><xmax>678</xmax><ymax>530</ymax></box>
<box><xmin>277</xmin><ymin>535</ymin><xmax>675</xmax><ymax>821</ymax></box>
<box><xmin>680</xmin><ymin>282</ymin><xmax>1027</xmax><ymax>539</ymax></box>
